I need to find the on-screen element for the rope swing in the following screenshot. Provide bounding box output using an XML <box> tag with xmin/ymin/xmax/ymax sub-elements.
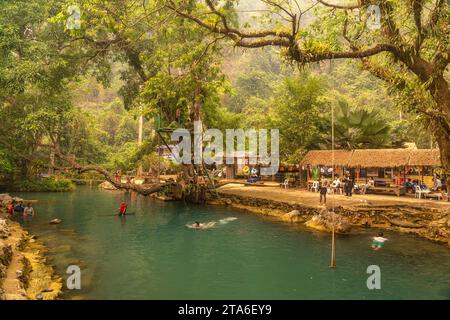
<box><xmin>330</xmin><ymin>100</ymin><xmax>336</xmax><ymax>268</ymax></box>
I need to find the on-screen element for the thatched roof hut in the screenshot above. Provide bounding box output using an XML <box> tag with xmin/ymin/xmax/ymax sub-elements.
<box><xmin>408</xmin><ymin>149</ymin><xmax>440</xmax><ymax>167</ymax></box>
<box><xmin>301</xmin><ymin>149</ymin><xmax>440</xmax><ymax>168</ymax></box>
<box><xmin>300</xmin><ymin>150</ymin><xmax>353</xmax><ymax>167</ymax></box>
<box><xmin>348</xmin><ymin>149</ymin><xmax>411</xmax><ymax>168</ymax></box>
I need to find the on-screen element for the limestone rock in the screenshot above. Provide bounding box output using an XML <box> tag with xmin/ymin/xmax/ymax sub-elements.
<box><xmin>281</xmin><ymin>210</ymin><xmax>305</xmax><ymax>222</ymax></box>
<box><xmin>305</xmin><ymin>209</ymin><xmax>351</xmax><ymax>233</ymax></box>
<box><xmin>98</xmin><ymin>181</ymin><xmax>117</xmax><ymax>190</ymax></box>
<box><xmin>0</xmin><ymin>193</ymin><xmax>12</xmax><ymax>205</ymax></box>
<box><xmin>285</xmin><ymin>210</ymin><xmax>301</xmax><ymax>218</ymax></box>
<box><xmin>0</xmin><ymin>219</ymin><xmax>11</xmax><ymax>239</ymax></box>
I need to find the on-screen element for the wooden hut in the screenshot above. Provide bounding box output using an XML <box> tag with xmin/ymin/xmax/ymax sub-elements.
<box><xmin>300</xmin><ymin>150</ymin><xmax>353</xmax><ymax>180</ymax></box>
<box><xmin>406</xmin><ymin>149</ymin><xmax>441</xmax><ymax>186</ymax></box>
<box><xmin>348</xmin><ymin>149</ymin><xmax>412</xmax><ymax>183</ymax></box>
<box><xmin>301</xmin><ymin>148</ymin><xmax>441</xmax><ymax>189</ymax></box>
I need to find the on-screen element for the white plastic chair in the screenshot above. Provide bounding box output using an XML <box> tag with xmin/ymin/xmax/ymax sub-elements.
<box><xmin>415</xmin><ymin>185</ymin><xmax>429</xmax><ymax>199</ymax></box>
<box><xmin>283</xmin><ymin>179</ymin><xmax>289</xmax><ymax>189</ymax></box>
<box><xmin>311</xmin><ymin>181</ymin><xmax>320</xmax><ymax>192</ymax></box>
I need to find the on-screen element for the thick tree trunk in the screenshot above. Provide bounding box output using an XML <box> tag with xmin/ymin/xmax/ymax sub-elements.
<box><xmin>433</xmin><ymin>118</ymin><xmax>450</xmax><ymax>192</ymax></box>
<box><xmin>430</xmin><ymin>76</ymin><xmax>450</xmax><ymax>190</ymax></box>
<box><xmin>434</xmin><ymin>128</ymin><xmax>450</xmax><ymax>192</ymax></box>
<box><xmin>432</xmin><ymin>76</ymin><xmax>450</xmax><ymax>123</ymax></box>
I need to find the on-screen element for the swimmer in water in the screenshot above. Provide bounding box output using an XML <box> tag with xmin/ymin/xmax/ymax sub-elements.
<box><xmin>192</xmin><ymin>221</ymin><xmax>202</xmax><ymax>228</ymax></box>
<box><xmin>188</xmin><ymin>221</ymin><xmax>216</xmax><ymax>229</ymax></box>
<box><xmin>371</xmin><ymin>232</ymin><xmax>388</xmax><ymax>250</ymax></box>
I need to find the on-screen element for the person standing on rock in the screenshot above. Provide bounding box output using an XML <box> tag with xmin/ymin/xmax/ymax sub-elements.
<box><xmin>319</xmin><ymin>176</ymin><xmax>329</xmax><ymax>204</ymax></box>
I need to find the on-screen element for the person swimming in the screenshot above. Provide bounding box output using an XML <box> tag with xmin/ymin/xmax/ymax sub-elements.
<box><xmin>187</xmin><ymin>221</ymin><xmax>216</xmax><ymax>229</ymax></box>
<box><xmin>372</xmin><ymin>232</ymin><xmax>388</xmax><ymax>250</ymax></box>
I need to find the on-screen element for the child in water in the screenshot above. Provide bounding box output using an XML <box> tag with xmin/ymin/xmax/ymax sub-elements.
<box><xmin>372</xmin><ymin>232</ymin><xmax>388</xmax><ymax>250</ymax></box>
<box><xmin>118</xmin><ymin>202</ymin><xmax>127</xmax><ymax>216</ymax></box>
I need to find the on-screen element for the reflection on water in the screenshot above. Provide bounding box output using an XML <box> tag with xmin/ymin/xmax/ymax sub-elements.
<box><xmin>12</xmin><ymin>186</ymin><xmax>450</xmax><ymax>300</ymax></box>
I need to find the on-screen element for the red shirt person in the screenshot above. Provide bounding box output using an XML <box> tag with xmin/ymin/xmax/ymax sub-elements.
<box><xmin>119</xmin><ymin>202</ymin><xmax>127</xmax><ymax>216</ymax></box>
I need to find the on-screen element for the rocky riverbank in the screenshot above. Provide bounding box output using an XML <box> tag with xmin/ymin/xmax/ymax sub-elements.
<box><xmin>0</xmin><ymin>195</ymin><xmax>62</xmax><ymax>300</ymax></box>
<box><xmin>209</xmin><ymin>191</ymin><xmax>450</xmax><ymax>246</ymax></box>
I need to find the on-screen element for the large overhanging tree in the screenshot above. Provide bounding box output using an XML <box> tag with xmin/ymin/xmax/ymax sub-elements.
<box><xmin>167</xmin><ymin>0</ymin><xmax>450</xmax><ymax>185</ymax></box>
<box><xmin>6</xmin><ymin>0</ymin><xmax>227</xmax><ymax>198</ymax></box>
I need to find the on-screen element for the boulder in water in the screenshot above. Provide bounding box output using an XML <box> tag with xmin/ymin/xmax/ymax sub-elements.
<box><xmin>305</xmin><ymin>209</ymin><xmax>351</xmax><ymax>233</ymax></box>
<box><xmin>49</xmin><ymin>219</ymin><xmax>62</xmax><ymax>225</ymax></box>
<box><xmin>281</xmin><ymin>210</ymin><xmax>304</xmax><ymax>222</ymax></box>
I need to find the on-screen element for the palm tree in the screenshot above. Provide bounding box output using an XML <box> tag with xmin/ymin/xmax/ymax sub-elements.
<box><xmin>332</xmin><ymin>100</ymin><xmax>391</xmax><ymax>150</ymax></box>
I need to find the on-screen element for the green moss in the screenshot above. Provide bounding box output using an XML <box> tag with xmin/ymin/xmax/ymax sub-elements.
<box><xmin>12</xmin><ymin>178</ymin><xmax>76</xmax><ymax>192</ymax></box>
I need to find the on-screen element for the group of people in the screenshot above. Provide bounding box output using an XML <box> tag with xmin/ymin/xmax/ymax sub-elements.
<box><xmin>318</xmin><ymin>172</ymin><xmax>361</xmax><ymax>204</ymax></box>
<box><xmin>403</xmin><ymin>177</ymin><xmax>444</xmax><ymax>194</ymax></box>
<box><xmin>115</xmin><ymin>169</ymin><xmax>135</xmax><ymax>185</ymax></box>
<box><xmin>403</xmin><ymin>178</ymin><xmax>426</xmax><ymax>194</ymax></box>
<box><xmin>6</xmin><ymin>200</ymin><xmax>35</xmax><ymax>218</ymax></box>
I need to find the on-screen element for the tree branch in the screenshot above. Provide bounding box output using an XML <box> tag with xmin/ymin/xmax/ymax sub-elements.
<box><xmin>316</xmin><ymin>0</ymin><xmax>368</xmax><ymax>10</ymax></box>
<box><xmin>412</xmin><ymin>0</ymin><xmax>424</xmax><ymax>52</ymax></box>
<box><xmin>26</xmin><ymin>140</ymin><xmax>175</xmax><ymax>196</ymax></box>
<box><xmin>166</xmin><ymin>0</ymin><xmax>293</xmax><ymax>46</ymax></box>
<box><xmin>304</xmin><ymin>44</ymin><xmax>398</xmax><ymax>62</ymax></box>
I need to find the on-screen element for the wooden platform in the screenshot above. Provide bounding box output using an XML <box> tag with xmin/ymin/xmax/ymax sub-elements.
<box><xmin>364</xmin><ymin>186</ymin><xmax>406</xmax><ymax>197</ymax></box>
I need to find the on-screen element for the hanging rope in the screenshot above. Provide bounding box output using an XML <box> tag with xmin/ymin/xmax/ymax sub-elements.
<box><xmin>330</xmin><ymin>101</ymin><xmax>337</xmax><ymax>268</ymax></box>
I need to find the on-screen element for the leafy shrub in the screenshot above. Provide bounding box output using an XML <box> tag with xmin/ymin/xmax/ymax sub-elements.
<box><xmin>13</xmin><ymin>178</ymin><xmax>76</xmax><ymax>192</ymax></box>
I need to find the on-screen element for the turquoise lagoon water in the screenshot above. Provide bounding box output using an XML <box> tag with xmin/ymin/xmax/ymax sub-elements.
<box><xmin>12</xmin><ymin>186</ymin><xmax>450</xmax><ymax>300</ymax></box>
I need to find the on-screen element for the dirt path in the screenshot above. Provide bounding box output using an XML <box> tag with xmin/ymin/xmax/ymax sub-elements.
<box><xmin>215</xmin><ymin>183</ymin><xmax>450</xmax><ymax>244</ymax></box>
<box><xmin>218</xmin><ymin>183</ymin><xmax>450</xmax><ymax>211</ymax></box>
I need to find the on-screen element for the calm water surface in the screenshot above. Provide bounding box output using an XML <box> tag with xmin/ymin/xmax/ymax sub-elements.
<box><xmin>12</xmin><ymin>187</ymin><xmax>450</xmax><ymax>299</ymax></box>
